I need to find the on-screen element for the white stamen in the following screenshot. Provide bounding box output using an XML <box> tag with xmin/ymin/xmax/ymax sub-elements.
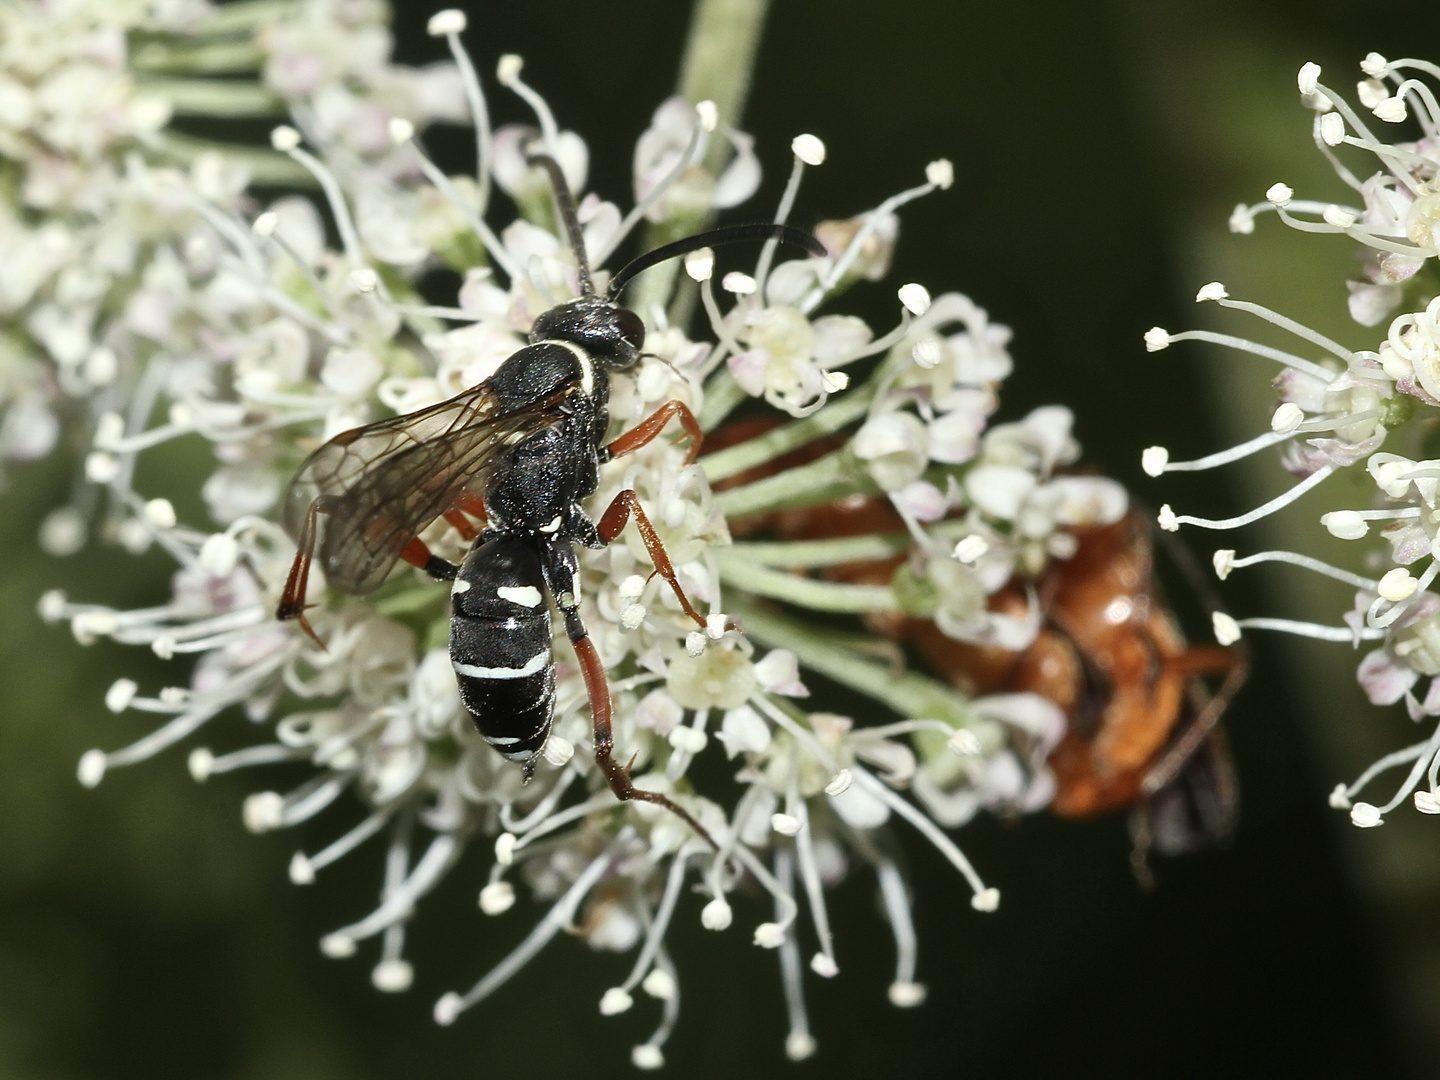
<box><xmin>701</xmin><ymin>898</ymin><xmax>733</xmax><ymax>931</ymax></box>
<box><xmin>770</xmin><ymin>813</ymin><xmax>802</xmax><ymax>836</ymax></box>
<box><xmin>970</xmin><ymin>887</ymin><xmax>1000</xmax><ymax>912</ymax></box>
<box><xmin>1360</xmin><ymin>53</ymin><xmax>1389</xmax><ymax>78</ymax></box>
<box><xmin>349</xmin><ymin>268</ymin><xmax>379</xmax><ymax>293</ymax></box>
<box><xmin>496</xmin><ymin>54</ymin><xmax>523</xmax><ymax>87</ymax></box>
<box><xmin>643</xmin><ymin>968</ymin><xmax>676</xmax><ymax>999</ymax></box>
<box><xmin>251</xmin><ymin>211</ymin><xmax>278</xmax><ymax>237</ymax></box>
<box><xmin>696</xmin><ymin>99</ymin><xmax>718</xmax><ymax>132</ymax></box>
<box><xmin>289</xmin><ymin>851</ymin><xmax>315</xmax><ymax>885</ymax></box>
<box><xmin>1163</xmin><ymin>465</ymin><xmax>1335</xmax><ymax>531</ymax></box>
<box><xmin>1322</xmin><ymin>203</ymin><xmax>1357</xmax><ymax>227</ymax></box>
<box><xmin>188</xmin><ymin>748</ymin><xmax>214</xmax><ymax>782</ymax></box>
<box><xmin>434</xmin><ymin>993</ymin><xmax>462</xmax><ymax>1026</ymax></box>
<box><xmin>1270</xmin><ymin>403</ymin><xmax>1304</xmax><ymax>432</ymax></box>
<box><xmin>1213</xmin><ymin>612</ymin><xmax>1241</xmax><ymax>646</ymax></box>
<box><xmin>925</xmin><ymin>159</ymin><xmax>954</xmax><ymax>189</ymax></box>
<box><xmin>620</xmin><ymin>603</ymin><xmax>647</xmax><ymax>631</ymax></box>
<box><xmin>947</xmin><ymin>729</ymin><xmax>983</xmax><ymax>756</ymax></box>
<box><xmin>683</xmin><ymin>248</ymin><xmax>714</xmax><ymax>282</ymax></box>
<box><xmin>494</xmin><ymin>832</ymin><xmax>517</xmax><ymax>866</ymax></box>
<box><xmin>387</xmin><ymin>117</ymin><xmax>415</xmax><ymax>145</ymax></box>
<box><xmin>1298</xmin><ymin>62</ymin><xmax>1322</xmax><ymax>97</ymax></box>
<box><xmin>1196</xmin><ymin>281</ymin><xmax>1229</xmax><ymax>302</ymax></box>
<box><xmin>427</xmin><ymin>9</ymin><xmax>467</xmax><ymax>35</ymax></box>
<box><xmin>105</xmin><ymin>678</ymin><xmax>138</xmax><ymax>713</ymax></box>
<box><xmin>705</xmin><ymin>613</ymin><xmax>727</xmax><ymax>640</ymax></box>
<box><xmin>1350</xmin><ymin>802</ymin><xmax>1383</xmax><ymax>827</ymax></box>
<box><xmin>753</xmin><ymin>922</ymin><xmax>786</xmax><ymax>948</ymax></box>
<box><xmin>722</xmin><ymin>272</ymin><xmax>757</xmax><ymax>295</ymax></box>
<box><xmin>953</xmin><ymin>534</ymin><xmax>989</xmax><ymax>563</ymax></box>
<box><xmin>810</xmin><ymin>953</ymin><xmax>839</xmax><ymax>978</ymax></box>
<box><xmin>372</xmin><ymin>959</ymin><xmax>414</xmax><ymax>993</ymax></box>
<box><xmin>1141</xmin><ymin>446</ymin><xmax>1169</xmax><ymax>476</ymax></box>
<box><xmin>1373</xmin><ymin>96</ymin><xmax>1407</xmax><ymax>123</ymax></box>
<box><xmin>479</xmin><ymin>881</ymin><xmax>516</xmax><ymax>915</ymax></box>
<box><xmin>1319</xmin><ymin>113</ymin><xmax>1346</xmax><ymax>146</ymax></box>
<box><xmin>269</xmin><ymin>125</ymin><xmax>301</xmax><ymax>151</ymax></box>
<box><xmin>898</xmin><ymin>283</ymin><xmax>931</xmax><ymax>316</ymax></box>
<box><xmin>685</xmin><ymin>631</ymin><xmax>706</xmax><ymax>657</ymax></box>
<box><xmin>77</xmin><ymin>749</ymin><xmax>107</xmax><ymax>788</ymax></box>
<box><xmin>600</xmin><ymin>987</ymin><xmax>634</xmax><ymax>1015</ymax></box>
<box><xmin>668</xmin><ymin>726</ymin><xmax>707</xmax><ymax>754</ymax></box>
<box><xmin>1415</xmin><ymin>791</ymin><xmax>1440</xmax><ymax>814</ymax></box>
<box><xmin>243</xmin><ymin>791</ymin><xmax>285</xmax><ymax>833</ymax></box>
<box><xmin>632</xmin><ymin>1046</ymin><xmax>665</xmax><ymax>1070</ymax></box>
<box><xmin>824</xmin><ymin>769</ymin><xmax>853</xmax><ymax>796</ymax></box>
<box><xmin>1329</xmin><ymin>784</ymin><xmax>1352</xmax><ymax>810</ymax></box>
<box><xmin>1265</xmin><ymin>183</ymin><xmax>1293</xmax><ymax>206</ymax></box>
<box><xmin>790</xmin><ymin>133</ymin><xmax>826</xmax><ymax>166</ymax></box>
<box><xmin>542</xmin><ymin>736</ymin><xmax>574</xmax><ymax>767</ymax></box>
<box><xmin>1157</xmin><ymin>504</ymin><xmax>1179</xmax><ymax>532</ymax></box>
<box><xmin>1378</xmin><ymin>568</ymin><xmax>1419</xmax><ymax>602</ymax></box>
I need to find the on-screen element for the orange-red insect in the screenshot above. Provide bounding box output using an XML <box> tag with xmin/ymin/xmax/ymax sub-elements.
<box><xmin>712</xmin><ymin>428</ymin><xmax>1246</xmax><ymax>873</ymax></box>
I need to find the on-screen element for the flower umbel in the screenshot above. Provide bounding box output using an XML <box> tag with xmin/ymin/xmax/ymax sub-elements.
<box><xmin>23</xmin><ymin>4</ymin><xmax>1121</xmax><ymax>1065</ymax></box>
<box><xmin>1151</xmin><ymin>53</ymin><xmax>1440</xmax><ymax>834</ymax></box>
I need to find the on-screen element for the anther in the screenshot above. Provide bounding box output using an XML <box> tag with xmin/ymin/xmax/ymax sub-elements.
<box><xmin>701</xmin><ymin>898</ymin><xmax>733</xmax><ymax>930</ymax></box>
<box><xmin>289</xmin><ymin>851</ymin><xmax>315</xmax><ymax>884</ymax></box>
<box><xmin>144</xmin><ymin>498</ymin><xmax>176</xmax><ymax>529</ymax></box>
<box><xmin>105</xmin><ymin>678</ymin><xmax>137</xmax><ymax>713</ymax></box>
<box><xmin>1360</xmin><ymin>53</ymin><xmax>1389</xmax><ymax>78</ymax></box>
<box><xmin>251</xmin><ymin>211</ymin><xmax>278</xmax><ymax>237</ymax></box>
<box><xmin>791</xmin><ymin>133</ymin><xmax>826</xmax><ymax>166</ymax></box>
<box><xmin>496</xmin><ymin>54</ymin><xmax>523</xmax><ymax>87</ymax></box>
<box><xmin>1265</xmin><ymin>183</ymin><xmax>1293</xmax><ymax>206</ymax></box>
<box><xmin>1319</xmin><ymin>113</ymin><xmax>1346</xmax><ymax>146</ymax></box>
<box><xmin>77</xmin><ymin>749</ymin><xmax>107</xmax><ymax>789</ymax></box>
<box><xmin>479</xmin><ymin>881</ymin><xmax>516</xmax><ymax>914</ymax></box>
<box><xmin>898</xmin><ymin>282</ymin><xmax>931</xmax><ymax>316</ymax></box>
<box><xmin>434</xmin><ymin>992</ymin><xmax>463</xmax><ymax>1026</ymax></box>
<box><xmin>810</xmin><ymin>953</ymin><xmax>839</xmax><ymax>978</ymax></box>
<box><xmin>753</xmin><ymin>922</ymin><xmax>786</xmax><ymax>948</ymax></box>
<box><xmin>495</xmin><ymin>832</ymin><xmax>517</xmax><ymax>866</ymax></box>
<box><xmin>785</xmin><ymin>1033</ymin><xmax>817</xmax><ymax>1061</ymax></box>
<box><xmin>696</xmin><ymin>99</ymin><xmax>718</xmax><ymax>133</ymax></box>
<box><xmin>1322</xmin><ymin>203</ymin><xmax>1357</xmax><ymax>227</ymax></box>
<box><xmin>947</xmin><ymin>729</ymin><xmax>982</xmax><ymax>756</ymax></box>
<box><xmin>888</xmin><ymin>981</ymin><xmax>928</xmax><ymax>1008</ymax></box>
<box><xmin>372</xmin><ymin>959</ymin><xmax>414</xmax><ymax>993</ymax></box>
<box><xmin>1213</xmin><ymin>612</ymin><xmax>1242</xmax><ymax>646</ymax></box>
<box><xmin>1350</xmin><ymin>802</ymin><xmax>1383</xmax><ymax>827</ymax></box>
<box><xmin>1415</xmin><ymin>791</ymin><xmax>1440</xmax><ymax>814</ymax></box>
<box><xmin>722</xmin><ymin>271</ymin><xmax>757</xmax><ymax>295</ymax></box>
<box><xmin>1212</xmin><ymin>549</ymin><xmax>1235</xmax><ymax>580</ymax></box>
<box><xmin>188</xmin><ymin>747</ymin><xmax>214</xmax><ymax>782</ymax></box>
<box><xmin>1157</xmin><ymin>504</ymin><xmax>1179</xmax><ymax>532</ymax></box>
<box><xmin>387</xmin><ymin>117</ymin><xmax>415</xmax><ymax>145</ymax></box>
<box><xmin>1196</xmin><ymin>281</ymin><xmax>1228</xmax><ymax>302</ymax></box>
<box><xmin>270</xmin><ymin>125</ymin><xmax>301</xmax><ymax>151</ymax></box>
<box><xmin>1373</xmin><ymin>97</ymin><xmax>1407</xmax><ymax>123</ymax></box>
<box><xmin>970</xmin><ymin>887</ymin><xmax>1000</xmax><ymax>912</ymax></box>
<box><xmin>825</xmin><ymin>769</ymin><xmax>853</xmax><ymax>795</ymax></box>
<box><xmin>1141</xmin><ymin>446</ymin><xmax>1169</xmax><ymax>476</ymax></box>
<box><xmin>925</xmin><ymin>159</ymin><xmax>954</xmax><ymax>189</ymax></box>
<box><xmin>953</xmin><ymin>534</ymin><xmax>989</xmax><ymax>563</ymax></box>
<box><xmin>1328</xmin><ymin>784</ymin><xmax>1352</xmax><ymax>810</ymax></box>
<box><xmin>1143</xmin><ymin>327</ymin><xmax>1171</xmax><ymax>351</ymax></box>
<box><xmin>1321</xmin><ymin>510</ymin><xmax>1368</xmax><ymax>539</ymax></box>
<box><xmin>320</xmin><ymin>933</ymin><xmax>357</xmax><ymax>958</ymax></box>
<box><xmin>1297</xmin><ymin>62</ymin><xmax>1322</xmax><ymax>96</ymax></box>
<box><xmin>243</xmin><ymin>791</ymin><xmax>285</xmax><ymax>833</ymax></box>
<box><xmin>543</xmin><ymin>736</ymin><xmax>574</xmax><ymax>767</ymax></box>
<box><xmin>632</xmin><ymin>1046</ymin><xmax>665</xmax><ymax>1070</ymax></box>
<box><xmin>683</xmin><ymin>248</ymin><xmax>714</xmax><ymax>282</ymax></box>
<box><xmin>1378</xmin><ymin>568</ymin><xmax>1418</xmax><ymax>602</ymax></box>
<box><xmin>599</xmin><ymin>987</ymin><xmax>633</xmax><ymax>1015</ymax></box>
<box><xmin>426</xmin><ymin>9</ymin><xmax>467</xmax><ymax>35</ymax></box>
<box><xmin>685</xmin><ymin>631</ymin><xmax>706</xmax><ymax>657</ymax></box>
<box><xmin>1270</xmin><ymin>403</ymin><xmax>1304</xmax><ymax>432</ymax></box>
<box><xmin>770</xmin><ymin>812</ymin><xmax>802</xmax><ymax>836</ymax></box>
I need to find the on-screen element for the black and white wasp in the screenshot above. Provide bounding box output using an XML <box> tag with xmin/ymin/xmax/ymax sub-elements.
<box><xmin>277</xmin><ymin>154</ymin><xmax>823</xmax><ymax>845</ymax></box>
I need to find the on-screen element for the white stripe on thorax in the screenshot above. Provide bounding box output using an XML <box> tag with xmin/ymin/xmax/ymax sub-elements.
<box><xmin>452</xmin><ymin>650</ymin><xmax>551</xmax><ymax>681</ymax></box>
<box><xmin>536</xmin><ymin>338</ymin><xmax>595</xmax><ymax>397</ymax></box>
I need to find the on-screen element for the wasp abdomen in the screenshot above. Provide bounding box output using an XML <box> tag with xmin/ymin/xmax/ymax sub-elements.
<box><xmin>451</xmin><ymin>535</ymin><xmax>555</xmax><ymax>764</ymax></box>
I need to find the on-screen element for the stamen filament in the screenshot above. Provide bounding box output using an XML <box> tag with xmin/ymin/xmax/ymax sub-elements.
<box><xmin>1167</xmin><ymin>464</ymin><xmax>1335</xmax><ymax>530</ymax></box>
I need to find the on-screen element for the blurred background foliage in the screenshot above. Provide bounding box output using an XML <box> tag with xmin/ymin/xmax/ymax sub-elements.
<box><xmin>5</xmin><ymin>0</ymin><xmax>1440</xmax><ymax>1076</ymax></box>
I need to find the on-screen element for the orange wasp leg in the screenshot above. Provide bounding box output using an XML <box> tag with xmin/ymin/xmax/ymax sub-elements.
<box><xmin>605</xmin><ymin>400</ymin><xmax>704</xmax><ymax>466</ymax></box>
<box><xmin>277</xmin><ymin>495</ymin><xmax>339</xmax><ymax>648</ymax></box>
<box><xmin>597</xmin><ymin>490</ymin><xmax>706</xmax><ymax>629</ymax></box>
<box><xmin>572</xmin><ymin>632</ymin><xmax>717</xmax><ymax>850</ymax></box>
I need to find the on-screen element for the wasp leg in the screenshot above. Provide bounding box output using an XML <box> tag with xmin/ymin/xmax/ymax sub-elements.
<box><xmin>277</xmin><ymin>495</ymin><xmax>339</xmax><ymax>647</ymax></box>
<box><xmin>399</xmin><ymin>537</ymin><xmax>459</xmax><ymax>582</ymax></box>
<box><xmin>597</xmin><ymin>490</ymin><xmax>706</xmax><ymax>628</ymax></box>
<box><xmin>604</xmin><ymin>400</ymin><xmax>704</xmax><ymax>466</ymax></box>
<box><xmin>569</xmin><ymin>624</ymin><xmax>717</xmax><ymax>850</ymax></box>
<box><xmin>1140</xmin><ymin>646</ymin><xmax>1249</xmax><ymax>797</ymax></box>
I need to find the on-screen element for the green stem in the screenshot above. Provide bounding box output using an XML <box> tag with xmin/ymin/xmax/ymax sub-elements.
<box><xmin>157</xmin><ymin>131</ymin><xmax>314</xmax><ymax>188</ymax></box>
<box><xmin>191</xmin><ymin>0</ymin><xmax>296</xmax><ymax>35</ymax></box>
<box><xmin>634</xmin><ymin>0</ymin><xmax>771</xmax><ymax>321</ymax></box>
<box><xmin>701</xmin><ymin>384</ymin><xmax>875</xmax><ymax>481</ymax></box>
<box><xmin>137</xmin><ymin>77</ymin><xmax>284</xmax><ymax>117</ymax></box>
<box><xmin>717</xmin><ymin>554</ymin><xmax>898</xmax><ymax>612</ymax></box>
<box><xmin>130</xmin><ymin>39</ymin><xmax>265</xmax><ymax>75</ymax></box>
<box><xmin>727</xmin><ymin>597</ymin><xmax>972</xmax><ymax>727</ymax></box>
<box><xmin>714</xmin><ymin>448</ymin><xmax>878</xmax><ymax>520</ymax></box>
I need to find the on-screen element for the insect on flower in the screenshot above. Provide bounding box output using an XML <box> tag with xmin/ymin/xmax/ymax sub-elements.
<box><xmin>736</xmin><ymin>474</ymin><xmax>1249</xmax><ymax>878</ymax></box>
<box><xmin>277</xmin><ymin>153</ymin><xmax>823</xmax><ymax>845</ymax></box>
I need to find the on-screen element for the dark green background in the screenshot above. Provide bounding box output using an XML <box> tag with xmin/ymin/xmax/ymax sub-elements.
<box><xmin>5</xmin><ymin>1</ymin><xmax>1438</xmax><ymax>1077</ymax></box>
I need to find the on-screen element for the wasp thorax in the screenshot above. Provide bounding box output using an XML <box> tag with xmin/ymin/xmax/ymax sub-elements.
<box><xmin>529</xmin><ymin>298</ymin><xmax>645</xmax><ymax>369</ymax></box>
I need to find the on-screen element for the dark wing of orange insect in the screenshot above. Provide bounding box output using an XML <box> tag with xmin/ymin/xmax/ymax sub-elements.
<box><xmin>283</xmin><ymin>381</ymin><xmax>575</xmax><ymax>595</ymax></box>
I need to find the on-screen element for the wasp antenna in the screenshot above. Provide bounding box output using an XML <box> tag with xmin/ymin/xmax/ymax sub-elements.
<box><xmin>606</xmin><ymin>223</ymin><xmax>826</xmax><ymax>302</ymax></box>
<box><xmin>525</xmin><ymin>151</ymin><xmax>593</xmax><ymax>297</ymax></box>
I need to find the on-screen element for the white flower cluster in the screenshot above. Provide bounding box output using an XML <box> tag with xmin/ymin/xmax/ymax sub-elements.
<box><xmin>1148</xmin><ymin>55</ymin><xmax>1440</xmax><ymax>831</ymax></box>
<box><xmin>20</xmin><ymin>6</ymin><xmax>1123</xmax><ymax>1066</ymax></box>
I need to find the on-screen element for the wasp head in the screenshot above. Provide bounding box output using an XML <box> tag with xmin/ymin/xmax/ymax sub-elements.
<box><xmin>529</xmin><ymin>298</ymin><xmax>645</xmax><ymax>371</ymax></box>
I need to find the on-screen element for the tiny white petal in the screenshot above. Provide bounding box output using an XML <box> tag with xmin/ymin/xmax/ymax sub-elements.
<box><xmin>925</xmin><ymin>158</ymin><xmax>954</xmax><ymax>189</ymax></box>
<box><xmin>898</xmin><ymin>282</ymin><xmax>931</xmax><ymax>316</ymax></box>
<box><xmin>791</xmin><ymin>133</ymin><xmax>826</xmax><ymax>166</ymax></box>
<box><xmin>105</xmin><ymin>678</ymin><xmax>138</xmax><ymax>713</ymax></box>
<box><xmin>888</xmin><ymin>981</ymin><xmax>928</xmax><ymax>1008</ymax></box>
<box><xmin>427</xmin><ymin>9</ymin><xmax>467</xmax><ymax>35</ymax></box>
<box><xmin>270</xmin><ymin>125</ymin><xmax>301</xmax><ymax>151</ymax></box>
<box><xmin>1195</xmin><ymin>281</ymin><xmax>1228</xmax><ymax>302</ymax></box>
<box><xmin>701</xmin><ymin>898</ymin><xmax>732</xmax><ymax>931</ymax></box>
<box><xmin>1141</xmin><ymin>446</ymin><xmax>1169</xmax><ymax>476</ymax></box>
<box><xmin>696</xmin><ymin>99</ymin><xmax>718</xmax><ymax>133</ymax></box>
<box><xmin>77</xmin><ymin>750</ymin><xmax>107</xmax><ymax>788</ymax></box>
<box><xmin>1350</xmin><ymin>802</ymin><xmax>1383</xmax><ymax>828</ymax></box>
<box><xmin>753</xmin><ymin>921</ymin><xmax>786</xmax><ymax>948</ymax></box>
<box><xmin>1270</xmin><ymin>402</ymin><xmax>1304</xmax><ymax>433</ymax></box>
<box><xmin>770</xmin><ymin>812</ymin><xmax>802</xmax><ymax>836</ymax></box>
<box><xmin>1265</xmin><ymin>182</ymin><xmax>1293</xmax><ymax>206</ymax></box>
<box><xmin>1212</xmin><ymin>549</ymin><xmax>1235</xmax><ymax>581</ymax></box>
<box><xmin>810</xmin><ymin>953</ymin><xmax>839</xmax><ymax>978</ymax></box>
<box><xmin>479</xmin><ymin>880</ymin><xmax>516</xmax><ymax>915</ymax></box>
<box><xmin>187</xmin><ymin>747</ymin><xmax>214</xmax><ymax>783</ymax></box>
<box><xmin>1212</xmin><ymin>612</ymin><xmax>1241</xmax><ymax>646</ymax></box>
<box><xmin>599</xmin><ymin>987</ymin><xmax>633</xmax><ymax>1015</ymax></box>
<box><xmin>970</xmin><ymin>887</ymin><xmax>1000</xmax><ymax>912</ymax></box>
<box><xmin>824</xmin><ymin>768</ymin><xmax>853</xmax><ymax>796</ymax></box>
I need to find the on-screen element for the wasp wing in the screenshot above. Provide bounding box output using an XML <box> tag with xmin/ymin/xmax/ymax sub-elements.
<box><xmin>284</xmin><ymin>381</ymin><xmax>572</xmax><ymax>595</ymax></box>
